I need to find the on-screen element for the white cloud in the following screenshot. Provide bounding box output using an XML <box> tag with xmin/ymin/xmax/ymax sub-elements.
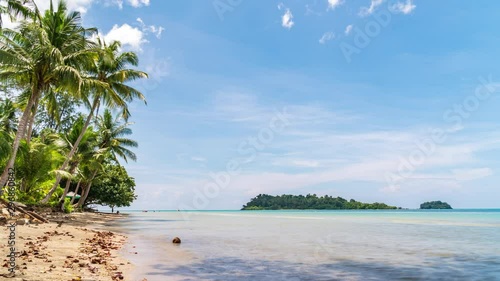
<box><xmin>359</xmin><ymin>0</ymin><xmax>384</xmax><ymax>17</ymax></box>
<box><xmin>344</xmin><ymin>24</ymin><xmax>353</xmax><ymax>35</ymax></box>
<box><xmin>127</xmin><ymin>0</ymin><xmax>150</xmax><ymax>8</ymax></box>
<box><xmin>103</xmin><ymin>0</ymin><xmax>123</xmax><ymax>9</ymax></box>
<box><xmin>103</xmin><ymin>23</ymin><xmax>146</xmax><ymax>51</ymax></box>
<box><xmin>281</xmin><ymin>8</ymin><xmax>294</xmax><ymax>29</ymax></box>
<box><xmin>125</xmin><ymin>85</ymin><xmax>500</xmax><ymax>209</ymax></box>
<box><xmin>390</xmin><ymin>0</ymin><xmax>416</xmax><ymax>14</ymax></box>
<box><xmin>137</xmin><ymin>18</ymin><xmax>165</xmax><ymax>39</ymax></box>
<box><xmin>327</xmin><ymin>0</ymin><xmax>343</xmax><ymax>11</ymax></box>
<box><xmin>33</xmin><ymin>0</ymin><xmax>150</xmax><ymax>14</ymax></box>
<box><xmin>66</xmin><ymin>0</ymin><xmax>95</xmax><ymax>13</ymax></box>
<box><xmin>102</xmin><ymin>0</ymin><xmax>150</xmax><ymax>9</ymax></box>
<box><xmin>4</xmin><ymin>0</ymin><xmax>95</xmax><ymax>28</ymax></box>
<box><xmin>34</xmin><ymin>0</ymin><xmax>95</xmax><ymax>14</ymax></box>
<box><xmin>319</xmin><ymin>31</ymin><xmax>334</xmax><ymax>44</ymax></box>
<box><xmin>278</xmin><ymin>4</ymin><xmax>294</xmax><ymax>29</ymax></box>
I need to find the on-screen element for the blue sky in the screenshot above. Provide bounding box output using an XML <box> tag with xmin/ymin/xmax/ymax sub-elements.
<box><xmin>24</xmin><ymin>0</ymin><xmax>500</xmax><ymax>209</ymax></box>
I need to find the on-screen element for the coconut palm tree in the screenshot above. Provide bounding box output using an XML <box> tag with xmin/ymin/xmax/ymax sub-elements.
<box><xmin>0</xmin><ymin>0</ymin><xmax>96</xmax><ymax>188</ymax></box>
<box><xmin>57</xmin><ymin>115</ymin><xmax>97</xmax><ymax>207</ymax></box>
<box><xmin>97</xmin><ymin>109</ymin><xmax>138</xmax><ymax>163</ymax></box>
<box><xmin>42</xmin><ymin>38</ymin><xmax>147</xmax><ymax>203</ymax></box>
<box><xmin>76</xmin><ymin>109</ymin><xmax>138</xmax><ymax>208</ymax></box>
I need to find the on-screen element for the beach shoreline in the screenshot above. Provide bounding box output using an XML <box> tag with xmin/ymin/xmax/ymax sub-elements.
<box><xmin>1</xmin><ymin>211</ymin><xmax>137</xmax><ymax>281</ymax></box>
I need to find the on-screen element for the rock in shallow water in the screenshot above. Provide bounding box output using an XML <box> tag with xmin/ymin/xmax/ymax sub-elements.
<box><xmin>172</xmin><ymin>237</ymin><xmax>181</xmax><ymax>244</ymax></box>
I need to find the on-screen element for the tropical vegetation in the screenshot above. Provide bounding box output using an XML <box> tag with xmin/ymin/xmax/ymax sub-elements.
<box><xmin>420</xmin><ymin>201</ymin><xmax>452</xmax><ymax>209</ymax></box>
<box><xmin>0</xmin><ymin>0</ymin><xmax>147</xmax><ymax>212</ymax></box>
<box><xmin>242</xmin><ymin>194</ymin><xmax>399</xmax><ymax>210</ymax></box>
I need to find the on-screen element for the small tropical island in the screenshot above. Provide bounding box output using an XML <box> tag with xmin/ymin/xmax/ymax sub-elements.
<box><xmin>242</xmin><ymin>194</ymin><xmax>399</xmax><ymax>210</ymax></box>
<box><xmin>420</xmin><ymin>201</ymin><xmax>453</xmax><ymax>209</ymax></box>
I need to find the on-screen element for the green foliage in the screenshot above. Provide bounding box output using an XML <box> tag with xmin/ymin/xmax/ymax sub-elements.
<box><xmin>97</xmin><ymin>109</ymin><xmax>138</xmax><ymax>163</ymax></box>
<box><xmin>0</xmin><ymin>99</ymin><xmax>15</xmax><ymax>166</ymax></box>
<box><xmin>63</xmin><ymin>197</ymin><xmax>73</xmax><ymax>213</ymax></box>
<box><xmin>34</xmin><ymin>94</ymin><xmax>82</xmax><ymax>134</ymax></box>
<box><xmin>244</xmin><ymin>206</ymin><xmax>265</xmax><ymax>210</ymax></box>
<box><xmin>420</xmin><ymin>201</ymin><xmax>452</xmax><ymax>209</ymax></box>
<box><xmin>15</xmin><ymin>138</ymin><xmax>64</xmax><ymax>193</ymax></box>
<box><xmin>86</xmin><ymin>162</ymin><xmax>137</xmax><ymax>211</ymax></box>
<box><xmin>242</xmin><ymin>194</ymin><xmax>399</xmax><ymax>210</ymax></box>
<box><xmin>0</xmin><ymin>0</ymin><xmax>145</xmax><ymax>209</ymax></box>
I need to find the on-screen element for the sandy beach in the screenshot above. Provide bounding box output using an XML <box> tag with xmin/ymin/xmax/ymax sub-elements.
<box><xmin>0</xmin><ymin>212</ymin><xmax>136</xmax><ymax>281</ymax></box>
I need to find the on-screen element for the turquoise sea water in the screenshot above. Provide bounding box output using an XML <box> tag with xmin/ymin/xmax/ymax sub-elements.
<box><xmin>109</xmin><ymin>210</ymin><xmax>500</xmax><ymax>281</ymax></box>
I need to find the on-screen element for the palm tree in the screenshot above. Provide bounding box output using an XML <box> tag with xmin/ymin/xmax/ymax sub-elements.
<box><xmin>76</xmin><ymin>109</ymin><xmax>138</xmax><ymax>208</ymax></box>
<box><xmin>0</xmin><ymin>0</ymin><xmax>96</xmax><ymax>188</ymax></box>
<box><xmin>97</xmin><ymin>109</ymin><xmax>138</xmax><ymax>163</ymax></box>
<box><xmin>41</xmin><ymin>38</ymin><xmax>147</xmax><ymax>203</ymax></box>
<box><xmin>57</xmin><ymin>115</ymin><xmax>97</xmax><ymax>207</ymax></box>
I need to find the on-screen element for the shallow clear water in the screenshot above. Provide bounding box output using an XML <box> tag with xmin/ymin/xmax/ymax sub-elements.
<box><xmin>111</xmin><ymin>210</ymin><xmax>500</xmax><ymax>281</ymax></box>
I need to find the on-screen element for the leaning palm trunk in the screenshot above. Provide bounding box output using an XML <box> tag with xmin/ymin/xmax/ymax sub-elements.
<box><xmin>25</xmin><ymin>94</ymin><xmax>41</xmax><ymax>144</ymax></box>
<box><xmin>59</xmin><ymin>163</ymin><xmax>78</xmax><ymax>203</ymax></box>
<box><xmin>76</xmin><ymin>169</ymin><xmax>98</xmax><ymax>208</ymax></box>
<box><xmin>0</xmin><ymin>90</ymin><xmax>39</xmax><ymax>189</ymax></box>
<box><xmin>41</xmin><ymin>97</ymin><xmax>99</xmax><ymax>203</ymax></box>
<box><xmin>70</xmin><ymin>179</ymin><xmax>81</xmax><ymax>205</ymax></box>
<box><xmin>59</xmin><ymin>177</ymin><xmax>72</xmax><ymax>211</ymax></box>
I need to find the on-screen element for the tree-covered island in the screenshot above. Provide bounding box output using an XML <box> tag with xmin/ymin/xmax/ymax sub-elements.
<box><xmin>420</xmin><ymin>201</ymin><xmax>452</xmax><ymax>209</ymax></box>
<box><xmin>242</xmin><ymin>194</ymin><xmax>399</xmax><ymax>210</ymax></box>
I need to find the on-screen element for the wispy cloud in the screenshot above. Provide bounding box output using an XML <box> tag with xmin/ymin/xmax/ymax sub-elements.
<box><xmin>327</xmin><ymin>0</ymin><xmax>343</xmax><ymax>11</ymax></box>
<box><xmin>359</xmin><ymin>0</ymin><xmax>384</xmax><ymax>17</ymax></box>
<box><xmin>34</xmin><ymin>0</ymin><xmax>150</xmax><ymax>12</ymax></box>
<box><xmin>390</xmin><ymin>0</ymin><xmax>416</xmax><ymax>14</ymax></box>
<box><xmin>105</xmin><ymin>0</ymin><xmax>150</xmax><ymax>9</ymax></box>
<box><xmin>137</xmin><ymin>18</ymin><xmax>165</xmax><ymax>39</ymax></box>
<box><xmin>127</xmin><ymin>0</ymin><xmax>150</xmax><ymax>8</ymax></box>
<box><xmin>345</xmin><ymin>24</ymin><xmax>353</xmax><ymax>35</ymax></box>
<box><xmin>319</xmin><ymin>32</ymin><xmax>335</xmax><ymax>44</ymax></box>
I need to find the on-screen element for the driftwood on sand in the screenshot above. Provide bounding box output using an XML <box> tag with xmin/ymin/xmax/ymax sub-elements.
<box><xmin>0</xmin><ymin>198</ymin><xmax>49</xmax><ymax>223</ymax></box>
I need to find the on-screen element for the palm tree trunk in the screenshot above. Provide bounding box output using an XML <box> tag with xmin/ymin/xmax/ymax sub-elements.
<box><xmin>77</xmin><ymin>170</ymin><xmax>97</xmax><ymax>208</ymax></box>
<box><xmin>0</xmin><ymin>89</ymin><xmax>39</xmax><ymax>189</ymax></box>
<box><xmin>25</xmin><ymin>94</ymin><xmax>40</xmax><ymax>144</ymax></box>
<box><xmin>59</xmin><ymin>163</ymin><xmax>77</xmax><ymax>203</ymax></box>
<box><xmin>40</xmin><ymin>96</ymin><xmax>99</xmax><ymax>203</ymax></box>
<box><xmin>70</xmin><ymin>179</ymin><xmax>81</xmax><ymax>205</ymax></box>
<box><xmin>59</xmin><ymin>178</ymin><xmax>72</xmax><ymax>211</ymax></box>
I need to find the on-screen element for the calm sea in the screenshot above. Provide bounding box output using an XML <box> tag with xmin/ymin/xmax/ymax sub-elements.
<box><xmin>107</xmin><ymin>210</ymin><xmax>500</xmax><ymax>281</ymax></box>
